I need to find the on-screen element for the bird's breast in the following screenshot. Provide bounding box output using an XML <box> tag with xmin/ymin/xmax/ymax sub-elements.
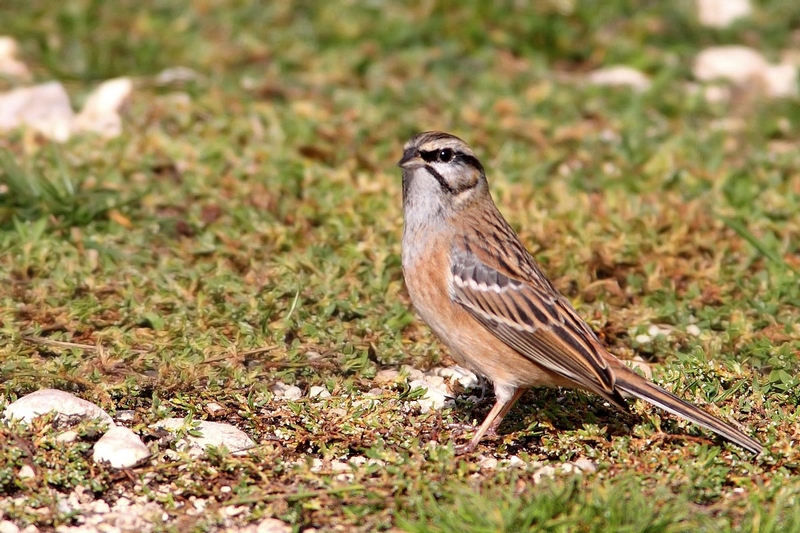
<box><xmin>401</xmin><ymin>231</ymin><xmax>566</xmax><ymax>391</ymax></box>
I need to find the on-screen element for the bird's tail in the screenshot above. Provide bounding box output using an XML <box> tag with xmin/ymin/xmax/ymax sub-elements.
<box><xmin>615</xmin><ymin>369</ymin><xmax>763</xmax><ymax>455</ymax></box>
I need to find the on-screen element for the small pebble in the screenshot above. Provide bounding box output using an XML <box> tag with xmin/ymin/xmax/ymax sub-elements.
<box><xmin>687</xmin><ymin>324</ymin><xmax>701</xmax><ymax>337</ymax></box>
<box><xmin>477</xmin><ymin>456</ymin><xmax>499</xmax><ymax>470</ymax></box>
<box><xmin>256</xmin><ymin>518</ymin><xmax>292</xmax><ymax>533</ymax></box>
<box><xmin>56</xmin><ymin>430</ymin><xmax>78</xmax><ymax>443</ymax></box>
<box><xmin>0</xmin><ymin>36</ymin><xmax>30</xmax><ymax>79</ymax></box>
<box><xmin>115</xmin><ymin>410</ymin><xmax>136</xmax><ymax>422</ymax></box>
<box><xmin>573</xmin><ymin>458</ymin><xmax>597</xmax><ymax>473</ymax></box>
<box><xmin>349</xmin><ymin>456</ymin><xmax>367</xmax><ymax>467</ymax></box>
<box><xmin>4</xmin><ymin>389</ymin><xmax>113</xmax><ymax>426</ymax></box>
<box><xmin>423</xmin><ymin>375</ymin><xmax>445</xmax><ymax>389</ymax></box>
<box><xmin>93</xmin><ymin>426</ymin><xmax>150</xmax><ymax>468</ymax></box>
<box><xmin>308</xmin><ymin>386</ymin><xmax>331</xmax><ymax>398</ymax></box>
<box><xmin>18</xmin><ymin>465</ymin><xmax>35</xmax><ymax>480</ymax></box>
<box><xmin>330</xmin><ymin>461</ymin><xmax>350</xmax><ymax>472</ymax></box>
<box><xmin>269</xmin><ymin>381</ymin><xmax>290</xmax><ymax>397</ymax></box>
<box><xmin>408</xmin><ymin>379</ymin><xmax>447</xmax><ymax>412</ymax></box>
<box><xmin>282</xmin><ymin>386</ymin><xmax>302</xmax><ymax>400</ymax></box>
<box><xmin>270</xmin><ymin>381</ymin><xmax>302</xmax><ymax>399</ymax></box>
<box><xmin>532</xmin><ymin>464</ymin><xmax>558</xmax><ymax>483</ymax></box>
<box><xmin>587</xmin><ymin>65</ymin><xmax>651</xmax><ymax>92</ymax></box>
<box><xmin>505</xmin><ymin>455</ymin><xmax>526</xmax><ymax>469</ymax></box>
<box><xmin>222</xmin><ymin>505</ymin><xmax>247</xmax><ymax>517</ymax></box>
<box><xmin>400</xmin><ymin>365</ymin><xmax>424</xmax><ymax>381</ymax></box>
<box><xmin>432</xmin><ymin>366</ymin><xmax>479</xmax><ymax>390</ymax></box>
<box><xmin>150</xmin><ymin>418</ymin><xmax>255</xmax><ymax>455</ymax></box>
<box><xmin>696</xmin><ymin>0</ymin><xmax>751</xmax><ymax>28</ymax></box>
<box><xmin>374</xmin><ymin>369</ymin><xmax>402</xmax><ymax>384</ymax></box>
<box><xmin>625</xmin><ymin>356</ymin><xmax>653</xmax><ymax>380</ymax></box>
<box><xmin>205</xmin><ymin>402</ymin><xmax>225</xmax><ymax>416</ymax></box>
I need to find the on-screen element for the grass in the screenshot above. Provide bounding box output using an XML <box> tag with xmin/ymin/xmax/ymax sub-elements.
<box><xmin>1</xmin><ymin>0</ymin><xmax>800</xmax><ymax>531</ymax></box>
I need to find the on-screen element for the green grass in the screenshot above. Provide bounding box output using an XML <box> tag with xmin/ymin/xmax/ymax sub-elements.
<box><xmin>2</xmin><ymin>0</ymin><xmax>800</xmax><ymax>531</ymax></box>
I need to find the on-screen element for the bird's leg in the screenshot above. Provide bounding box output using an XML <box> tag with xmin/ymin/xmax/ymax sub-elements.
<box><xmin>485</xmin><ymin>388</ymin><xmax>525</xmax><ymax>438</ymax></box>
<box><xmin>454</xmin><ymin>388</ymin><xmax>525</xmax><ymax>454</ymax></box>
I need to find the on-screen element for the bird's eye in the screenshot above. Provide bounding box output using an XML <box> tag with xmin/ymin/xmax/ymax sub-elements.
<box><xmin>438</xmin><ymin>149</ymin><xmax>454</xmax><ymax>163</ymax></box>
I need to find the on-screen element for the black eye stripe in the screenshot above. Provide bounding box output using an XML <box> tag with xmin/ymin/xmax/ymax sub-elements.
<box><xmin>419</xmin><ymin>149</ymin><xmax>475</xmax><ymax>166</ymax></box>
<box><xmin>424</xmin><ymin>164</ymin><xmax>456</xmax><ymax>195</ymax></box>
<box><xmin>420</xmin><ymin>150</ymin><xmax>440</xmax><ymax>163</ymax></box>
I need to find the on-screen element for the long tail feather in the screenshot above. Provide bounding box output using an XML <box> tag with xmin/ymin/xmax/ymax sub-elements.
<box><xmin>615</xmin><ymin>371</ymin><xmax>763</xmax><ymax>455</ymax></box>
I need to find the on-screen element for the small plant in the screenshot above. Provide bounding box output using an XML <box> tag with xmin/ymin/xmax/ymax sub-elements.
<box><xmin>0</xmin><ymin>147</ymin><xmax>133</xmax><ymax>229</ymax></box>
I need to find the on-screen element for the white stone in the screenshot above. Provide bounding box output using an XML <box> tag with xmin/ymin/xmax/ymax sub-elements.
<box><xmin>308</xmin><ymin>386</ymin><xmax>331</xmax><ymax>398</ymax></box>
<box><xmin>115</xmin><ymin>410</ymin><xmax>135</xmax><ymax>422</ymax></box>
<box><xmin>400</xmin><ymin>365</ymin><xmax>424</xmax><ymax>381</ymax></box>
<box><xmin>374</xmin><ymin>369</ymin><xmax>402</xmax><ymax>384</ymax></box>
<box><xmin>92</xmin><ymin>499</ymin><xmax>111</xmax><ymax>514</ymax></box>
<box><xmin>625</xmin><ymin>356</ymin><xmax>653</xmax><ymax>380</ymax></box>
<box><xmin>349</xmin><ymin>455</ymin><xmax>367</xmax><ymax>467</ymax></box>
<box><xmin>693</xmin><ymin>46</ymin><xmax>768</xmax><ymax>85</ymax></box>
<box><xmin>477</xmin><ymin>455</ymin><xmax>498</xmax><ymax>470</ymax></box>
<box><xmin>432</xmin><ymin>366</ymin><xmax>479</xmax><ymax>390</ymax></box>
<box><xmin>256</xmin><ymin>518</ymin><xmax>292</xmax><ymax>533</ymax></box>
<box><xmin>18</xmin><ymin>464</ymin><xmax>35</xmax><ymax>479</ymax></box>
<box><xmin>155</xmin><ymin>66</ymin><xmax>200</xmax><ymax>85</ymax></box>
<box><xmin>763</xmin><ymin>63</ymin><xmax>798</xmax><ymax>98</ymax></box>
<box><xmin>587</xmin><ymin>66</ymin><xmax>651</xmax><ymax>92</ymax></box>
<box><xmin>4</xmin><ymin>389</ymin><xmax>113</xmax><ymax>427</ymax></box>
<box><xmin>408</xmin><ymin>379</ymin><xmax>447</xmax><ymax>412</ymax></box>
<box><xmin>696</xmin><ymin>0</ymin><xmax>751</xmax><ymax>28</ymax></box>
<box><xmin>282</xmin><ymin>386</ymin><xmax>302</xmax><ymax>400</ymax></box>
<box><xmin>93</xmin><ymin>426</ymin><xmax>150</xmax><ymax>468</ymax></box>
<box><xmin>224</xmin><ymin>505</ymin><xmax>248</xmax><ymax>517</ymax></box>
<box><xmin>0</xmin><ymin>520</ymin><xmax>20</xmax><ymax>533</ymax></box>
<box><xmin>532</xmin><ymin>464</ymin><xmax>558</xmax><ymax>483</ymax></box>
<box><xmin>505</xmin><ymin>455</ymin><xmax>526</xmax><ymax>468</ymax></box>
<box><xmin>687</xmin><ymin>324</ymin><xmax>701</xmax><ymax>337</ymax></box>
<box><xmin>330</xmin><ymin>460</ymin><xmax>350</xmax><ymax>472</ymax></box>
<box><xmin>107</xmin><ymin>497</ymin><xmax>161</xmax><ymax>531</ymax></box>
<box><xmin>0</xmin><ymin>82</ymin><xmax>74</xmax><ymax>141</ymax></box>
<box><xmin>423</xmin><ymin>375</ymin><xmax>445</xmax><ymax>389</ymax></box>
<box><xmin>573</xmin><ymin>458</ymin><xmax>597</xmax><ymax>473</ymax></box>
<box><xmin>0</xmin><ymin>36</ymin><xmax>30</xmax><ymax>79</ymax></box>
<box><xmin>698</xmin><ymin>84</ymin><xmax>731</xmax><ymax>103</ymax></box>
<box><xmin>151</xmin><ymin>418</ymin><xmax>255</xmax><ymax>455</ymax></box>
<box><xmin>56</xmin><ymin>430</ymin><xmax>79</xmax><ymax>443</ymax></box>
<box><xmin>73</xmin><ymin>77</ymin><xmax>132</xmax><ymax>138</ymax></box>
<box><xmin>205</xmin><ymin>402</ymin><xmax>225</xmax><ymax>416</ymax></box>
<box><xmin>270</xmin><ymin>381</ymin><xmax>294</xmax><ymax>398</ymax></box>
<box><xmin>634</xmin><ymin>334</ymin><xmax>652</xmax><ymax>344</ymax></box>
<box><xmin>647</xmin><ymin>324</ymin><xmax>671</xmax><ymax>337</ymax></box>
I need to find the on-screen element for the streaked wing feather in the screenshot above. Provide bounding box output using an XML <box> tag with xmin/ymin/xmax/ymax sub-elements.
<box><xmin>450</xmin><ymin>245</ymin><xmax>619</xmax><ymax>399</ymax></box>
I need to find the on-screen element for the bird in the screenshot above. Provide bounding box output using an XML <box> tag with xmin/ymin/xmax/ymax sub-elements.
<box><xmin>398</xmin><ymin>130</ymin><xmax>763</xmax><ymax>455</ymax></box>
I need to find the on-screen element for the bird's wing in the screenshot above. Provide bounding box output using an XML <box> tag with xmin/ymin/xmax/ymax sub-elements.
<box><xmin>449</xmin><ymin>244</ymin><xmax>625</xmax><ymax>407</ymax></box>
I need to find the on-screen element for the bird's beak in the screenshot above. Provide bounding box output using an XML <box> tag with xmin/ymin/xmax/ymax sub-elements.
<box><xmin>397</xmin><ymin>148</ymin><xmax>421</xmax><ymax>169</ymax></box>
